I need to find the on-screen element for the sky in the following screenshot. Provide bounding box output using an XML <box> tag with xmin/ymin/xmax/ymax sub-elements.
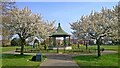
<box><xmin>15</xmin><ymin>0</ymin><xmax>119</xmax><ymax>2</ymax></box>
<box><xmin>15</xmin><ymin>2</ymin><xmax>118</xmax><ymax>34</ymax></box>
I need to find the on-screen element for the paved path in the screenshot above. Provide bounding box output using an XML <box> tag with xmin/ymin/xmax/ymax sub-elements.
<box><xmin>40</xmin><ymin>53</ymin><xmax>80</xmax><ymax>68</ymax></box>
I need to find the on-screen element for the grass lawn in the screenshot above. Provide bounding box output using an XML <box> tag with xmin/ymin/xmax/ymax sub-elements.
<box><xmin>1</xmin><ymin>54</ymin><xmax>46</xmax><ymax>68</ymax></box>
<box><xmin>89</xmin><ymin>45</ymin><xmax>118</xmax><ymax>51</ymax></box>
<box><xmin>2</xmin><ymin>47</ymin><xmax>17</xmax><ymax>52</ymax></box>
<box><xmin>73</xmin><ymin>53</ymin><xmax>118</xmax><ymax>67</ymax></box>
<box><xmin>0</xmin><ymin>54</ymin><xmax>1</xmax><ymax>68</ymax></box>
<box><xmin>1</xmin><ymin>46</ymin><xmax>46</xmax><ymax>68</ymax></box>
<box><xmin>2</xmin><ymin>46</ymin><xmax>32</xmax><ymax>52</ymax></box>
<box><xmin>72</xmin><ymin>44</ymin><xmax>118</xmax><ymax>52</ymax></box>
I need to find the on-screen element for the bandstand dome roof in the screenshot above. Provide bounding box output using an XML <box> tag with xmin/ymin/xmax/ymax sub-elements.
<box><xmin>49</xmin><ymin>23</ymin><xmax>70</xmax><ymax>37</ymax></box>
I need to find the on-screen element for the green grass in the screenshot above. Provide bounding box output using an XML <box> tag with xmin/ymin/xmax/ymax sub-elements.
<box><xmin>73</xmin><ymin>53</ymin><xmax>118</xmax><ymax>66</ymax></box>
<box><xmin>1</xmin><ymin>46</ymin><xmax>46</xmax><ymax>68</ymax></box>
<box><xmin>72</xmin><ymin>44</ymin><xmax>118</xmax><ymax>52</ymax></box>
<box><xmin>89</xmin><ymin>45</ymin><xmax>118</xmax><ymax>51</ymax></box>
<box><xmin>2</xmin><ymin>47</ymin><xmax>17</xmax><ymax>52</ymax></box>
<box><xmin>2</xmin><ymin>46</ymin><xmax>33</xmax><ymax>52</ymax></box>
<box><xmin>1</xmin><ymin>54</ymin><xmax>46</xmax><ymax>68</ymax></box>
<box><xmin>0</xmin><ymin>54</ymin><xmax>2</xmax><ymax>68</ymax></box>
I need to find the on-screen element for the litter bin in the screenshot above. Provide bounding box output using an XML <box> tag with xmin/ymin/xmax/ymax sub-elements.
<box><xmin>36</xmin><ymin>52</ymin><xmax>42</xmax><ymax>61</ymax></box>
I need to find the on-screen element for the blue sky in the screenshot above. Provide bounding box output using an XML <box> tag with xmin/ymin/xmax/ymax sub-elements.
<box><xmin>15</xmin><ymin>2</ymin><xmax>117</xmax><ymax>34</ymax></box>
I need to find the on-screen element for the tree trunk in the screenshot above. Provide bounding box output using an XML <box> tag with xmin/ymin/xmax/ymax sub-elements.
<box><xmin>20</xmin><ymin>43</ymin><xmax>24</xmax><ymax>55</ymax></box>
<box><xmin>86</xmin><ymin>43</ymin><xmax>88</xmax><ymax>50</ymax></box>
<box><xmin>17</xmin><ymin>33</ymin><xmax>25</xmax><ymax>55</ymax></box>
<box><xmin>97</xmin><ymin>39</ymin><xmax>101</xmax><ymax>57</ymax></box>
<box><xmin>57</xmin><ymin>45</ymin><xmax>59</xmax><ymax>53</ymax></box>
<box><xmin>97</xmin><ymin>43</ymin><xmax>101</xmax><ymax>57</ymax></box>
<box><xmin>20</xmin><ymin>38</ymin><xmax>25</xmax><ymax>55</ymax></box>
<box><xmin>118</xmin><ymin>39</ymin><xmax>120</xmax><ymax>44</ymax></box>
<box><xmin>78</xmin><ymin>44</ymin><xmax>80</xmax><ymax>48</ymax></box>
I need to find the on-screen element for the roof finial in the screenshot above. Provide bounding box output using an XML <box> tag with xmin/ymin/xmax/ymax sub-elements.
<box><xmin>58</xmin><ymin>23</ymin><xmax>60</xmax><ymax>26</ymax></box>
